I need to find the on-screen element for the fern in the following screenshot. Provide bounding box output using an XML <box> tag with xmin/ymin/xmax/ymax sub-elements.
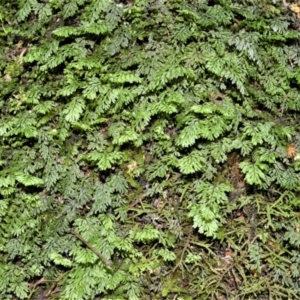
<box><xmin>178</xmin><ymin>150</ymin><xmax>206</xmax><ymax>174</ymax></box>
<box><xmin>2</xmin><ymin>0</ymin><xmax>300</xmax><ymax>299</ymax></box>
<box><xmin>63</xmin><ymin>97</ymin><xmax>85</xmax><ymax>122</ymax></box>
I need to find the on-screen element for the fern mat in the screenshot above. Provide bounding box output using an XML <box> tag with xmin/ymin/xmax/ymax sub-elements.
<box><xmin>1</xmin><ymin>0</ymin><xmax>300</xmax><ymax>299</ymax></box>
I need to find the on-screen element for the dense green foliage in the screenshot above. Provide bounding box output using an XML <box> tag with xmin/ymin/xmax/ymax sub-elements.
<box><xmin>1</xmin><ymin>0</ymin><xmax>300</xmax><ymax>299</ymax></box>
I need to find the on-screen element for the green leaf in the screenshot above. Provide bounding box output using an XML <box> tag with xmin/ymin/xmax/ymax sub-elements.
<box><xmin>14</xmin><ymin>282</ymin><xmax>29</xmax><ymax>299</ymax></box>
<box><xmin>53</xmin><ymin>26</ymin><xmax>81</xmax><ymax>37</ymax></box>
<box><xmin>84</xmin><ymin>151</ymin><xmax>123</xmax><ymax>171</ymax></box>
<box><xmin>49</xmin><ymin>253</ymin><xmax>73</xmax><ymax>267</ymax></box>
<box><xmin>153</xmin><ymin>249</ymin><xmax>176</xmax><ymax>262</ymax></box>
<box><xmin>178</xmin><ymin>150</ymin><xmax>206</xmax><ymax>174</ymax></box>
<box><xmin>132</xmin><ymin>225</ymin><xmax>161</xmax><ymax>243</ymax></box>
<box><xmin>239</xmin><ymin>160</ymin><xmax>269</xmax><ymax>186</ymax></box>
<box><xmin>15</xmin><ymin>173</ymin><xmax>44</xmax><ymax>186</ymax></box>
<box><xmin>63</xmin><ymin>98</ymin><xmax>85</xmax><ymax>122</ymax></box>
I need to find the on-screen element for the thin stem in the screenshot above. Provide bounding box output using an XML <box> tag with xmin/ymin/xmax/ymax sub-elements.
<box><xmin>70</xmin><ymin>230</ymin><xmax>113</xmax><ymax>267</ymax></box>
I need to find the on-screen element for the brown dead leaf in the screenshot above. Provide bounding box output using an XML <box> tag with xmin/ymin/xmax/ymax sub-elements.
<box><xmin>127</xmin><ymin>160</ymin><xmax>138</xmax><ymax>172</ymax></box>
<box><xmin>286</xmin><ymin>143</ymin><xmax>297</xmax><ymax>158</ymax></box>
<box><xmin>16</xmin><ymin>41</ymin><xmax>23</xmax><ymax>49</ymax></box>
<box><xmin>4</xmin><ymin>74</ymin><xmax>12</xmax><ymax>82</ymax></box>
<box><xmin>291</xmin><ymin>4</ymin><xmax>300</xmax><ymax>18</ymax></box>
